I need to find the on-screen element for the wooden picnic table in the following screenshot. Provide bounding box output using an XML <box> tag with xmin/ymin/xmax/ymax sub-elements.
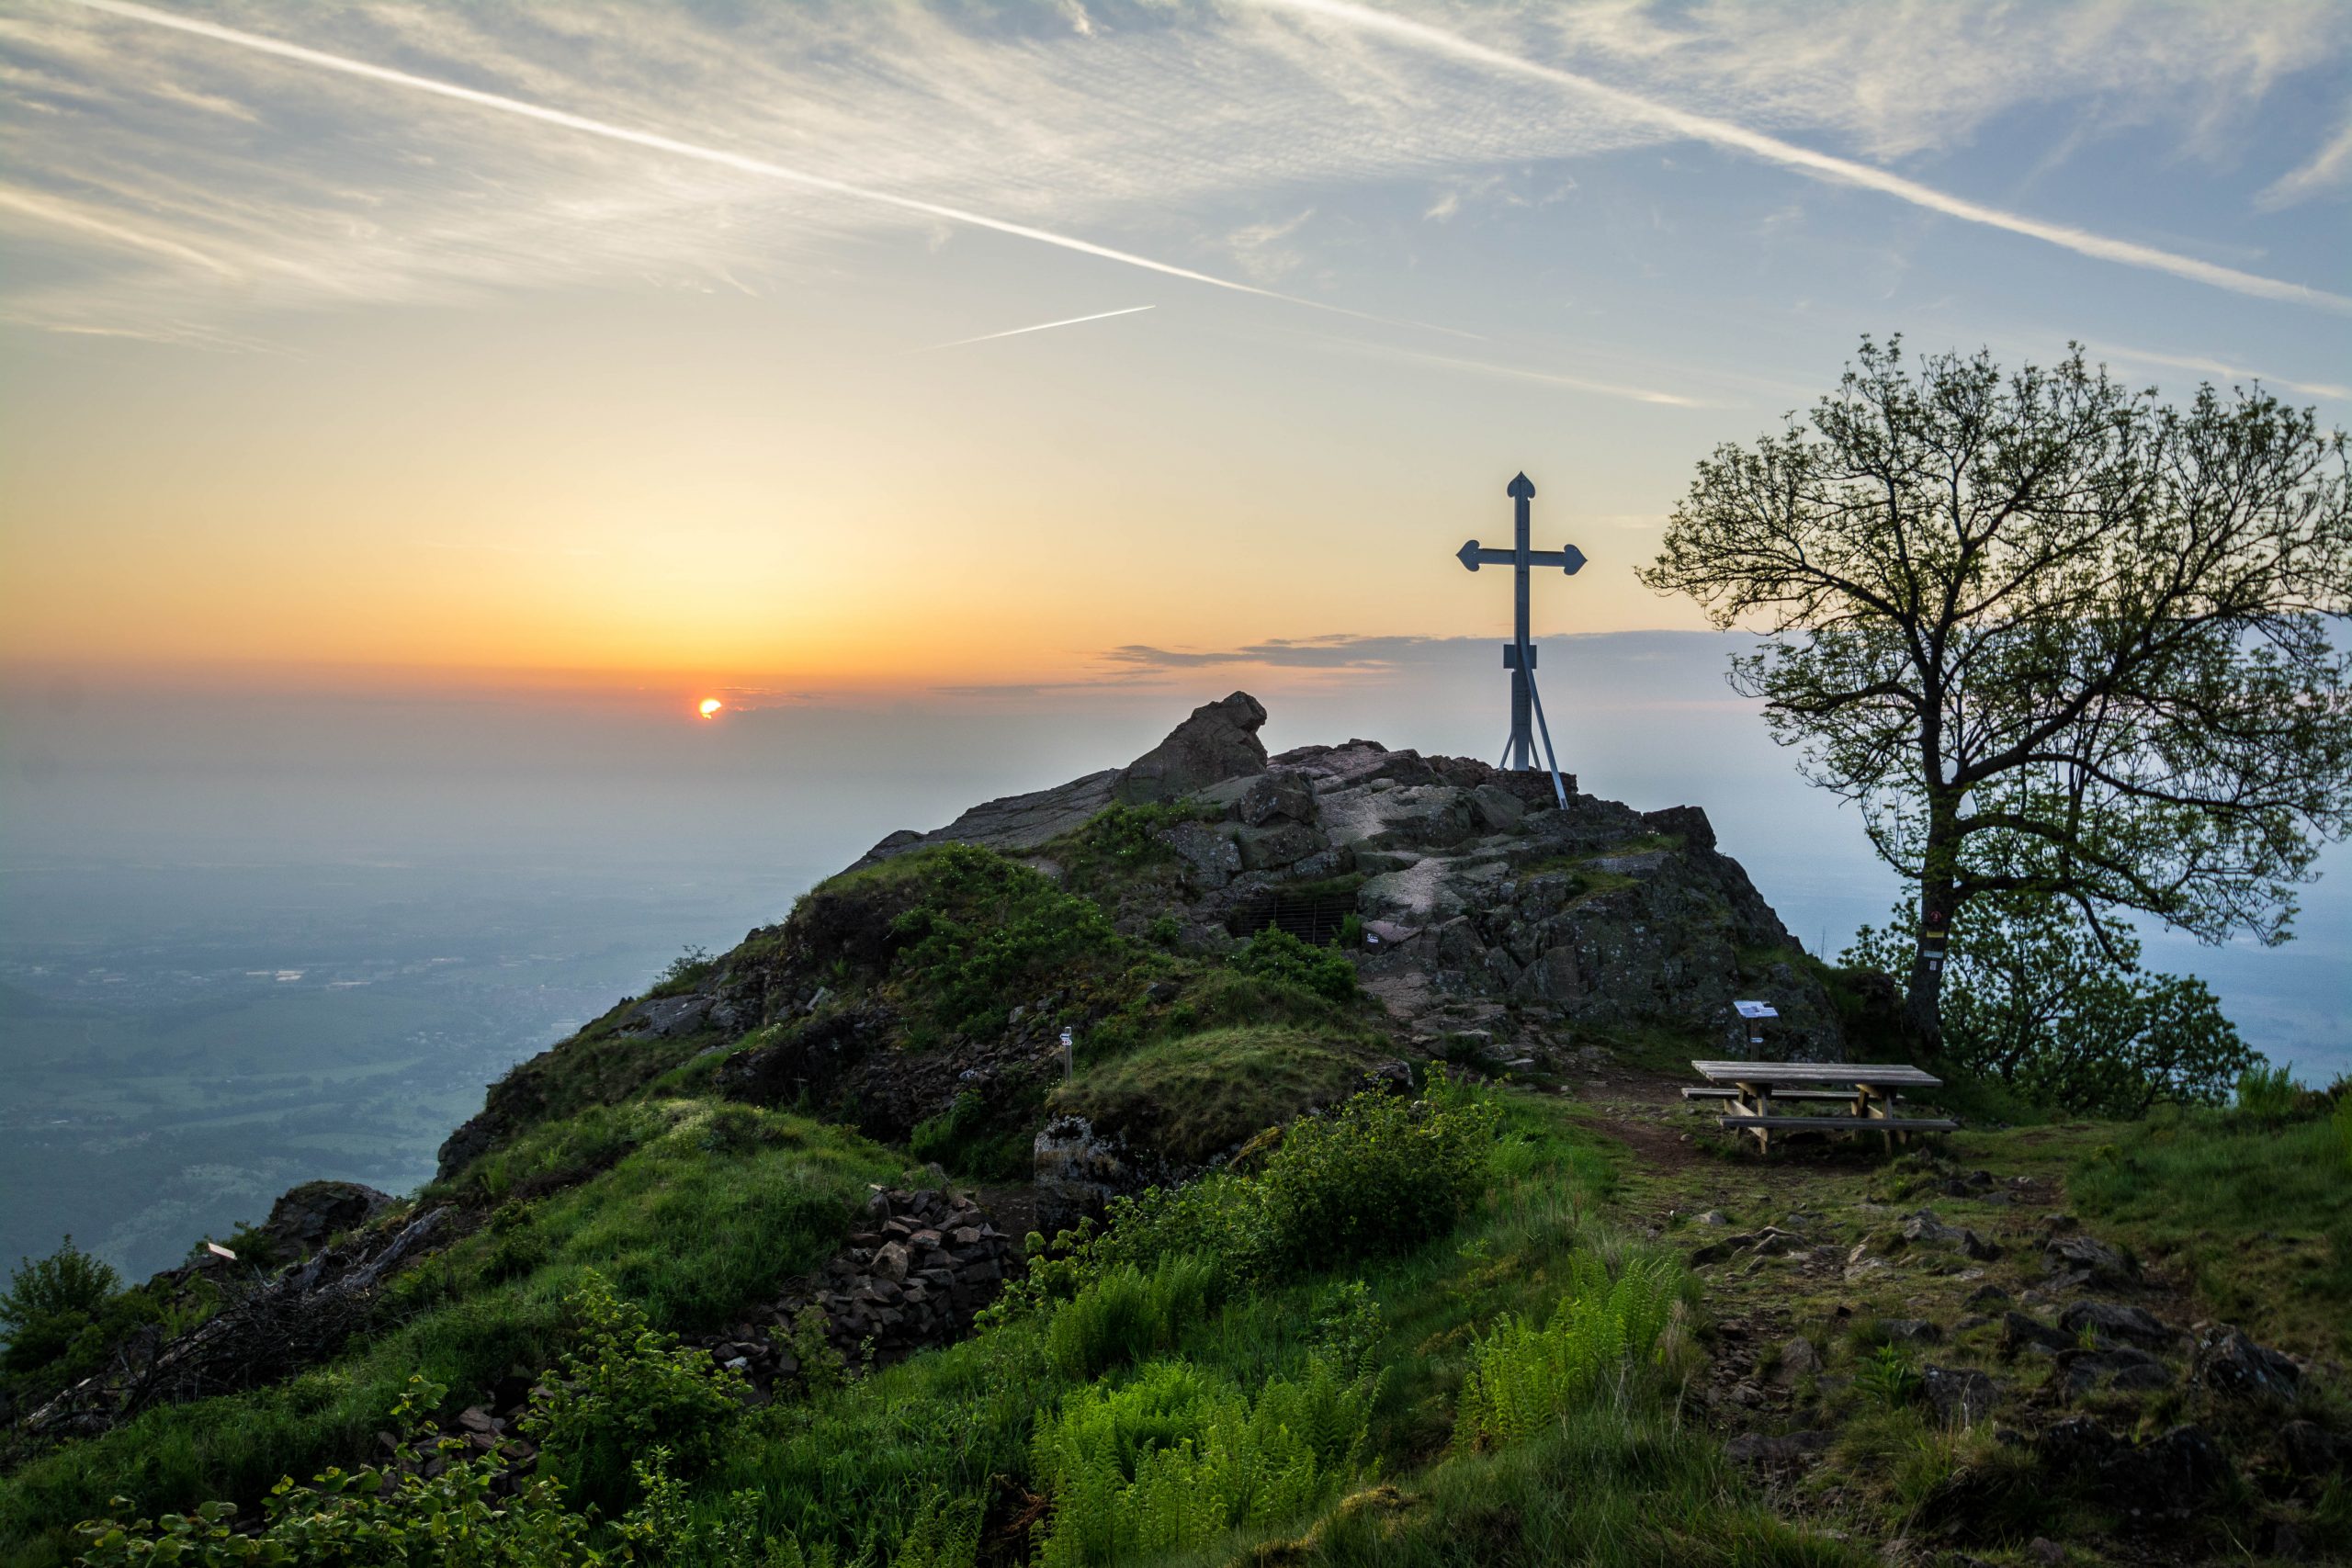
<box><xmin>1685</xmin><ymin>1060</ymin><xmax>1957</xmax><ymax>1152</ymax></box>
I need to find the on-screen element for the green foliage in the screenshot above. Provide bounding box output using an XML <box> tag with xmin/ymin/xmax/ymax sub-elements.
<box><xmin>650</xmin><ymin>945</ymin><xmax>718</xmax><ymax>998</ymax></box>
<box><xmin>1454</xmin><ymin>1253</ymin><xmax>1685</xmax><ymax>1448</ymax></box>
<box><xmin>2336</xmin><ymin>1096</ymin><xmax>2352</xmax><ymax>1173</ymax></box>
<box><xmin>521</xmin><ymin>1272</ymin><xmax>748</xmax><ymax>1514</ymax></box>
<box><xmin>1252</xmin><ymin>1073</ymin><xmax>1498</xmax><ymax>1271</ymax></box>
<box><xmin>1049</xmin><ymin>1025</ymin><xmax>1377</xmax><ymax>1168</ymax></box>
<box><xmin>1338</xmin><ymin>912</ymin><xmax>1364</xmax><ymax>949</ymax></box>
<box><xmin>1017</xmin><ymin>1078</ymin><xmax>1501</xmax><ymax>1317</ymax></box>
<box><xmin>2</xmin><ymin>1103</ymin><xmax>893</xmax><ymax>1564</ymax></box>
<box><xmin>1029</xmin><ymin>1358</ymin><xmax>1369</xmax><ymax>1567</ymax></box>
<box><xmin>1043</xmin><ymin>1254</ymin><xmax>1216</xmax><ymax>1383</ymax></box>
<box><xmin>884</xmin><ymin>845</ymin><xmax>1135</xmax><ymax>1035</ymax></box>
<box><xmin>2064</xmin><ymin>1104</ymin><xmax>2352</xmax><ymax>1354</ymax></box>
<box><xmin>2</xmin><ymin>1235</ymin><xmax>119</xmax><ymax>1340</ymax></box>
<box><xmin>1846</xmin><ymin>896</ymin><xmax>2256</xmax><ymax>1117</ymax></box>
<box><xmin>906</xmin><ymin>1092</ymin><xmax>1033</xmax><ymax>1182</ymax></box>
<box><xmin>1076</xmin><ymin>804</ymin><xmax>1190</xmax><ymax>868</ymax></box>
<box><xmin>1855</xmin><ymin>1344</ymin><xmax>1921</xmax><ymax>1411</ymax></box>
<box><xmin>1232</xmin><ymin>925</ymin><xmax>1356</xmax><ymax>1002</ymax></box>
<box><xmin>2231</xmin><ymin>1061</ymin><xmax>2309</xmax><ymax>1126</ymax></box>
<box><xmin>71</xmin><ymin>1375</ymin><xmax>597</xmax><ymax>1567</ymax></box>
<box><xmin>1645</xmin><ymin>336</ymin><xmax>2352</xmax><ymax>1044</ymax></box>
<box><xmin>1145</xmin><ymin>913</ymin><xmax>1182</xmax><ymax>949</ymax></box>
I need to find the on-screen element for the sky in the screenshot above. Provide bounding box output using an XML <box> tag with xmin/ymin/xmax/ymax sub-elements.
<box><xmin>0</xmin><ymin>2</ymin><xmax>2347</xmax><ymax>1084</ymax></box>
<box><xmin>1</xmin><ymin>0</ymin><xmax>2347</xmax><ymax>698</ymax></box>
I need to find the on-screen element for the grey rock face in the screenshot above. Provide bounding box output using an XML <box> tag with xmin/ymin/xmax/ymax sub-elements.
<box><xmin>259</xmin><ymin>1180</ymin><xmax>395</xmax><ymax>1264</ymax></box>
<box><xmin>2196</xmin><ymin>1325</ymin><xmax>2301</xmax><ymax>1400</ymax></box>
<box><xmin>1922</xmin><ymin>1365</ymin><xmax>1998</xmax><ymax>1426</ymax></box>
<box><xmin>2058</xmin><ymin>1300</ymin><xmax>2178</xmax><ymax>1350</ymax></box>
<box><xmin>1238</xmin><ymin>770</ymin><xmax>1318</xmax><ymax>828</ymax></box>
<box><xmin>1162</xmin><ymin>822</ymin><xmax>1243</xmax><ymax>890</ymax></box>
<box><xmin>2043</xmin><ymin>1233</ymin><xmax>2136</xmax><ymax>1286</ymax></box>
<box><xmin>850</xmin><ymin>768</ymin><xmax>1122</xmax><ymax>869</ymax></box>
<box><xmin>1233</xmin><ymin>821</ymin><xmax>1326</xmax><ymax>872</ymax></box>
<box><xmin>1035</xmin><ymin>1113</ymin><xmax>1176</xmax><ymax>1233</ymax></box>
<box><xmin>1114</xmin><ymin>692</ymin><xmax>1270</xmax><ymax>804</ymax></box>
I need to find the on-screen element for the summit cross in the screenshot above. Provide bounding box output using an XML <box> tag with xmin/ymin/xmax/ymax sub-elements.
<box><xmin>1455</xmin><ymin>471</ymin><xmax>1584</xmax><ymax>803</ymax></box>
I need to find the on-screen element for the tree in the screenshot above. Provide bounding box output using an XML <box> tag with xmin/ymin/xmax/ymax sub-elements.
<box><xmin>1642</xmin><ymin>338</ymin><xmax>2352</xmax><ymax>1044</ymax></box>
<box><xmin>1844</xmin><ymin>896</ymin><xmax>2255</xmax><ymax>1117</ymax></box>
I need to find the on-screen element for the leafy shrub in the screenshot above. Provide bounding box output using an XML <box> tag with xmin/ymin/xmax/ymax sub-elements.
<box><xmin>1855</xmin><ymin>1344</ymin><xmax>1921</xmax><ymax>1411</ymax></box>
<box><xmin>886</xmin><ymin>846</ymin><xmax>1132</xmax><ymax>1034</ymax></box>
<box><xmin>1146</xmin><ymin>913</ymin><xmax>1182</xmax><ymax>949</ymax></box>
<box><xmin>1846</xmin><ymin>896</ymin><xmax>2255</xmax><ymax>1117</ymax></box>
<box><xmin>2336</xmin><ymin>1096</ymin><xmax>2352</xmax><ymax>1173</ymax></box>
<box><xmin>652</xmin><ymin>943</ymin><xmax>718</xmax><ymax>996</ymax></box>
<box><xmin>906</xmin><ymin>1090</ymin><xmax>1035</xmax><ymax>1180</ymax></box>
<box><xmin>1012</xmin><ymin>1079</ymin><xmax>1499</xmax><ymax>1316</ymax></box>
<box><xmin>73</xmin><ymin>1374</ymin><xmax>595</xmax><ymax>1567</ymax></box>
<box><xmin>1232</xmin><ymin>925</ymin><xmax>1356</xmax><ymax>1002</ymax></box>
<box><xmin>521</xmin><ymin>1271</ymin><xmax>747</xmax><ymax>1513</ymax></box>
<box><xmin>1030</xmin><ymin>1358</ymin><xmax>1369</xmax><ymax>1567</ymax></box>
<box><xmin>2232</xmin><ymin>1061</ymin><xmax>2307</xmax><ymax>1126</ymax></box>
<box><xmin>1044</xmin><ymin>1253</ymin><xmax>1216</xmax><ymax>1382</ymax></box>
<box><xmin>1</xmin><ymin>1235</ymin><xmax>119</xmax><ymax>1339</ymax></box>
<box><xmin>1252</xmin><ymin>1072</ymin><xmax>1498</xmax><ymax>1270</ymax></box>
<box><xmin>1454</xmin><ymin>1253</ymin><xmax>1685</xmax><ymax>1448</ymax></box>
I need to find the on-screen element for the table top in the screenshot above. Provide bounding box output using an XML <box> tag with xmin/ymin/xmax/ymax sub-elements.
<box><xmin>1690</xmin><ymin>1060</ymin><xmax>1942</xmax><ymax>1088</ymax></box>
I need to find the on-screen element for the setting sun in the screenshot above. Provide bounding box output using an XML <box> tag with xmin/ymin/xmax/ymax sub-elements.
<box><xmin>697</xmin><ymin>697</ymin><xmax>722</xmax><ymax>718</ymax></box>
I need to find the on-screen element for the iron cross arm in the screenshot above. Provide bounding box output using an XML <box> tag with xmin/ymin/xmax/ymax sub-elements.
<box><xmin>1457</xmin><ymin>540</ymin><xmax>1587</xmax><ymax>574</ymax></box>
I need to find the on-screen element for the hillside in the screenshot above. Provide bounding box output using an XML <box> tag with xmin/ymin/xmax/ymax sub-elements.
<box><xmin>2</xmin><ymin>694</ymin><xmax>2345</xmax><ymax>1567</ymax></box>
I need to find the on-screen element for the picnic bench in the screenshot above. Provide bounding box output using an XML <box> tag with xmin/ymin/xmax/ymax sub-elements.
<box><xmin>1686</xmin><ymin>1061</ymin><xmax>1958</xmax><ymax>1153</ymax></box>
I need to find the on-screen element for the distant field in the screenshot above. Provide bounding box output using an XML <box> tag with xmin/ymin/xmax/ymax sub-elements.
<box><xmin>0</xmin><ymin>860</ymin><xmax>812</xmax><ymax>1281</ymax></box>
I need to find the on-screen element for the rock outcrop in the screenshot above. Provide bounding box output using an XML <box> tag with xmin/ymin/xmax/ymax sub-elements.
<box><xmin>1113</xmin><ymin>691</ymin><xmax>1270</xmax><ymax>804</ymax></box>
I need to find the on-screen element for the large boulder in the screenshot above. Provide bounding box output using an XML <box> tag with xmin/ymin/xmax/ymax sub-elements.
<box><xmin>1114</xmin><ymin>693</ymin><xmax>1269</xmax><ymax>804</ymax></box>
<box><xmin>259</xmin><ymin>1180</ymin><xmax>394</xmax><ymax>1263</ymax></box>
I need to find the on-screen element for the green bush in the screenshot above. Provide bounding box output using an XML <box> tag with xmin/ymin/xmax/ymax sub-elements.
<box><xmin>885</xmin><ymin>846</ymin><xmax>1133</xmax><ymax>1034</ymax></box>
<box><xmin>2</xmin><ymin>1235</ymin><xmax>119</xmax><ymax>1342</ymax></box>
<box><xmin>1454</xmin><ymin>1253</ymin><xmax>1685</xmax><ymax>1449</ymax></box>
<box><xmin>1044</xmin><ymin>1254</ymin><xmax>1216</xmax><ymax>1382</ymax></box>
<box><xmin>1844</xmin><ymin>897</ymin><xmax>2255</xmax><ymax>1117</ymax></box>
<box><xmin>521</xmin><ymin>1271</ymin><xmax>747</xmax><ymax>1515</ymax></box>
<box><xmin>2232</xmin><ymin>1061</ymin><xmax>2307</xmax><ymax>1126</ymax></box>
<box><xmin>72</xmin><ymin>1374</ymin><xmax>595</xmax><ymax>1568</ymax></box>
<box><xmin>1855</xmin><ymin>1344</ymin><xmax>1921</xmax><ymax>1411</ymax></box>
<box><xmin>650</xmin><ymin>943</ymin><xmax>718</xmax><ymax>998</ymax></box>
<box><xmin>1252</xmin><ymin>1073</ymin><xmax>1498</xmax><ymax>1270</ymax></box>
<box><xmin>1030</xmin><ymin>1358</ymin><xmax>1369</xmax><ymax>1568</ymax></box>
<box><xmin>1232</xmin><ymin>926</ymin><xmax>1356</xmax><ymax>1003</ymax></box>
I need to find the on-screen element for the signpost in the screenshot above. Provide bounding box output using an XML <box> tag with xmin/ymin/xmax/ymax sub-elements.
<box><xmin>1457</xmin><ymin>472</ymin><xmax>1584</xmax><ymax>806</ymax></box>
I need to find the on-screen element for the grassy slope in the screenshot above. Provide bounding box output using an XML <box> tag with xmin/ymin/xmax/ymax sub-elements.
<box><xmin>8</xmin><ymin>824</ymin><xmax>2345</xmax><ymax>1565</ymax></box>
<box><xmin>0</xmin><ymin>1100</ymin><xmax>899</xmax><ymax>1564</ymax></box>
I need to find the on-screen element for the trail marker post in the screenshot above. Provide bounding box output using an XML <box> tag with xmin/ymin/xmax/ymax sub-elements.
<box><xmin>1456</xmin><ymin>472</ymin><xmax>1583</xmax><ymax>806</ymax></box>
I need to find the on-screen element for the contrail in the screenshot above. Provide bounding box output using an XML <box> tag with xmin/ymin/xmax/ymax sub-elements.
<box><xmin>62</xmin><ymin>0</ymin><xmax>1317</xmax><ymax>310</ymax></box>
<box><xmin>926</xmin><ymin>304</ymin><xmax>1155</xmax><ymax>351</ymax></box>
<box><xmin>0</xmin><ymin>183</ymin><xmax>237</xmax><ymax>276</ymax></box>
<box><xmin>1249</xmin><ymin>0</ymin><xmax>2352</xmax><ymax>316</ymax></box>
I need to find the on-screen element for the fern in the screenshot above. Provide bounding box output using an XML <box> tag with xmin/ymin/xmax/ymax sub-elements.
<box><xmin>1455</xmin><ymin>1253</ymin><xmax>1684</xmax><ymax>1449</ymax></box>
<box><xmin>1031</xmin><ymin>1358</ymin><xmax>1369</xmax><ymax>1566</ymax></box>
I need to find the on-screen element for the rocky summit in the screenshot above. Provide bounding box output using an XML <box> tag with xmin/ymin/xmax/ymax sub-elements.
<box><xmin>858</xmin><ymin>691</ymin><xmax>1855</xmax><ymax>1059</ymax></box>
<box><xmin>6</xmin><ymin>692</ymin><xmax>2343</xmax><ymax>1568</ymax></box>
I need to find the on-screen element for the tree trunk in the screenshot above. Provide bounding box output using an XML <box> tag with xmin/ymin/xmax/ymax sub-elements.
<box><xmin>1903</xmin><ymin>801</ymin><xmax>1962</xmax><ymax>1059</ymax></box>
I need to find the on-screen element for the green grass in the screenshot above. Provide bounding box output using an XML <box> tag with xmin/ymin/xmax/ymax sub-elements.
<box><xmin>0</xmin><ymin>1100</ymin><xmax>897</xmax><ymax>1565</ymax></box>
<box><xmin>2063</xmin><ymin>1105</ymin><xmax>2352</xmax><ymax>1356</ymax></box>
<box><xmin>1049</xmin><ymin>1025</ymin><xmax>1382</xmax><ymax>1166</ymax></box>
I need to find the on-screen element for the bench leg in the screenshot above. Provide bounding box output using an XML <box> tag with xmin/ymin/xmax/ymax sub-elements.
<box><xmin>1736</xmin><ymin>1082</ymin><xmax>1773</xmax><ymax>1154</ymax></box>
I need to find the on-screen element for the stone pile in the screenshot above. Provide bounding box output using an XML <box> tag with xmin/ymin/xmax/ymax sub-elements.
<box><xmin>704</xmin><ymin>1188</ymin><xmax>1017</xmax><ymax>1384</ymax></box>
